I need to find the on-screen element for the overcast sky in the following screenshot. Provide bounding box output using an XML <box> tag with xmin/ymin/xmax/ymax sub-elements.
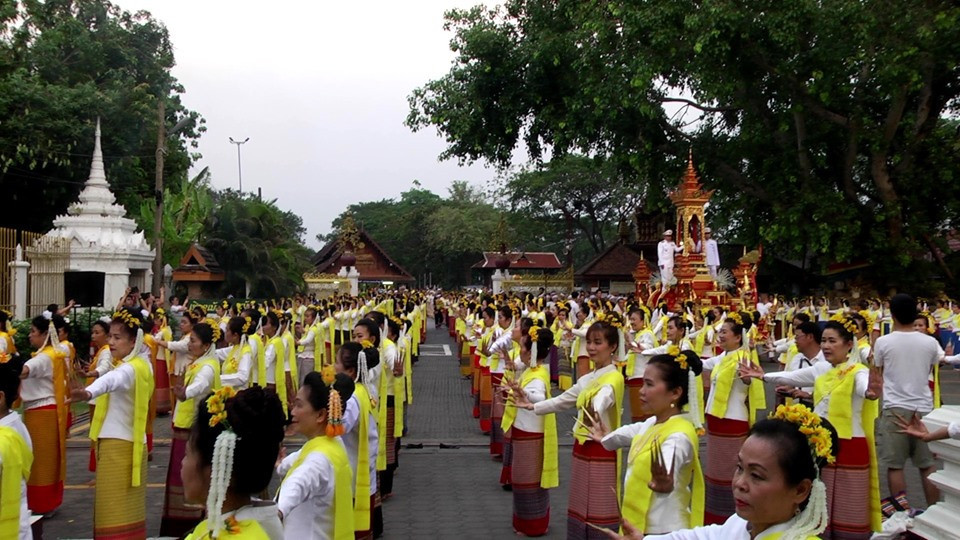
<box><xmin>113</xmin><ymin>0</ymin><xmax>501</xmax><ymax>249</ymax></box>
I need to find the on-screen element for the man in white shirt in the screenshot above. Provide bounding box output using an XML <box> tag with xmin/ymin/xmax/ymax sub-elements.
<box><xmin>704</xmin><ymin>227</ymin><xmax>720</xmax><ymax>279</ymax></box>
<box><xmin>874</xmin><ymin>293</ymin><xmax>940</xmax><ymax>509</ymax></box>
<box><xmin>657</xmin><ymin>230</ymin><xmax>683</xmax><ymax>288</ymax></box>
<box><xmin>777</xmin><ymin>321</ymin><xmax>823</xmax><ymax>408</ymax></box>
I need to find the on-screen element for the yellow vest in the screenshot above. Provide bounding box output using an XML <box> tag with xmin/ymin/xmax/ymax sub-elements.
<box><xmin>0</xmin><ymin>426</ymin><xmax>31</xmax><ymax>538</ymax></box>
<box><xmin>224</xmin><ymin>344</ymin><xmax>252</xmax><ymax>376</ymax></box>
<box><xmin>280</xmin><ymin>436</ymin><xmax>353</xmax><ymax>540</ymax></box>
<box><xmin>89</xmin><ymin>355</ymin><xmax>153</xmax><ymax>486</ymax></box>
<box><xmin>708</xmin><ymin>350</ymin><xmax>766</xmax><ymax>425</ymax></box>
<box><xmin>575</xmin><ymin>368</ymin><xmax>625</xmax><ymax>498</ymax></box>
<box><xmin>351</xmin><ymin>385</ymin><xmax>374</xmax><ymax>531</ymax></box>
<box><xmin>173</xmin><ymin>357</ymin><xmax>222</xmax><ymax>429</ymax></box>
<box><xmin>282</xmin><ymin>331</ymin><xmax>299</xmax><ymax>394</ymax></box>
<box><xmin>622</xmin><ymin>416</ymin><xmax>704</xmax><ymax>532</ymax></box>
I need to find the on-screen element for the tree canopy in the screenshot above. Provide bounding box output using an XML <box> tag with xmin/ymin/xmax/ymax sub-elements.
<box><xmin>325</xmin><ymin>181</ymin><xmax>584</xmax><ymax>287</ymax></box>
<box><xmin>0</xmin><ymin>0</ymin><xmax>204</xmax><ymax>233</ymax></box>
<box><xmin>408</xmin><ymin>0</ymin><xmax>960</xmax><ymax>292</ymax></box>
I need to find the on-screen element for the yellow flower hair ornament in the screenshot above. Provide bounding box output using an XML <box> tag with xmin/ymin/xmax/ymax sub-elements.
<box><xmin>767</xmin><ymin>403</ymin><xmax>832</xmax><ymax>539</ymax></box>
<box><xmin>206</xmin><ymin>386</ymin><xmax>237</xmax><ymax>428</ymax></box>
<box><xmin>726</xmin><ymin>312</ymin><xmax>743</xmax><ymax>326</ymax></box>
<box><xmin>204</xmin><ymin>318</ymin><xmax>223</xmax><ymax>343</ymax></box>
<box><xmin>112</xmin><ymin>309</ymin><xmax>142</xmax><ymax>329</ymax></box>
<box><xmin>769</xmin><ymin>404</ymin><xmax>835</xmax><ymax>465</ymax></box>
<box><xmin>241</xmin><ymin>316</ymin><xmax>252</xmax><ymax>334</ymax></box>
<box><xmin>666</xmin><ymin>345</ymin><xmax>688</xmax><ymax>370</ymax></box>
<box><xmin>360</xmin><ymin>339</ymin><xmax>374</xmax><ymax>350</ymax></box>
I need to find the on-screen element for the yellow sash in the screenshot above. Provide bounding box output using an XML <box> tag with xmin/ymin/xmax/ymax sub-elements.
<box><xmin>0</xmin><ymin>332</ymin><xmax>15</xmax><ymax>356</ymax></box>
<box><xmin>575</xmin><ymin>368</ymin><xmax>625</xmax><ymax>498</ymax></box>
<box><xmin>269</xmin><ymin>336</ymin><xmax>289</xmax><ymax>416</ymax></box>
<box><xmin>708</xmin><ymin>350</ymin><xmax>766</xmax><ymax>425</ymax></box>
<box><xmin>160</xmin><ymin>326</ymin><xmax>172</xmax><ymax>370</ymax></box>
<box><xmin>388</xmin><ymin>339</ymin><xmax>405</xmax><ymax>438</ymax></box>
<box><xmin>185</xmin><ymin>517</ymin><xmax>268</xmax><ymax>539</ymax></box>
<box><xmin>173</xmin><ymin>357</ymin><xmax>222</xmax><ymax>429</ymax></box>
<box><xmin>0</xmin><ymin>425</ymin><xmax>31</xmax><ymax>538</ymax></box>
<box><xmin>352</xmin><ymin>385</ymin><xmax>374</xmax><ymax>531</ymax></box>
<box><xmin>313</xmin><ymin>323</ymin><xmax>324</xmax><ymax>370</ymax></box>
<box><xmin>280</xmin><ymin>436</ymin><xmax>353</xmax><ymax>540</ymax></box>
<box><xmin>89</xmin><ymin>355</ymin><xmax>153</xmax><ymax>486</ymax></box>
<box><xmin>249</xmin><ymin>334</ymin><xmax>266</xmax><ymax>387</ymax></box>
<box><xmin>376</xmin><ymin>357</ymin><xmax>389</xmax><ymax>471</ymax></box>
<box><xmin>283</xmin><ymin>331</ymin><xmax>299</xmax><ymax>393</ymax></box>
<box><xmin>34</xmin><ymin>345</ymin><xmax>68</xmax><ymax>482</ymax></box>
<box><xmin>813</xmin><ymin>361</ymin><xmax>881</xmax><ymax>532</ymax></box>
<box><xmin>404</xmin><ymin>334</ymin><xmax>413</xmax><ymax>405</ymax></box>
<box><xmin>621</xmin><ymin>416</ymin><xmax>704</xmax><ymax>532</ymax></box>
<box><xmin>501</xmin><ymin>365</ymin><xmax>558</xmax><ymax>488</ymax></box>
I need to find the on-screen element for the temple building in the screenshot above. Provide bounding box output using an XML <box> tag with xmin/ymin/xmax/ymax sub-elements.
<box><xmin>311</xmin><ymin>228</ymin><xmax>415</xmax><ymax>286</ymax></box>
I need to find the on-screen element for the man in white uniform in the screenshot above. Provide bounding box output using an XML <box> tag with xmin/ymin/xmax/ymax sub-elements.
<box><xmin>704</xmin><ymin>227</ymin><xmax>720</xmax><ymax>280</ymax></box>
<box><xmin>657</xmin><ymin>230</ymin><xmax>683</xmax><ymax>288</ymax></box>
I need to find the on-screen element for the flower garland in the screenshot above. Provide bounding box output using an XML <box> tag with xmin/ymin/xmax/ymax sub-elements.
<box><xmin>204</xmin><ymin>387</ymin><xmax>239</xmax><ymax>538</ymax></box>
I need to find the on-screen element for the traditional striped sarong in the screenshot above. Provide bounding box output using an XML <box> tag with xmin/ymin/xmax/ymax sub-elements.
<box><xmin>490</xmin><ymin>373</ymin><xmax>505</xmax><ymax>455</ymax></box>
<box><xmin>626</xmin><ymin>378</ymin><xmax>652</xmax><ymax>423</ymax></box>
<box><xmin>512</xmin><ymin>427</ymin><xmax>550</xmax><ymax>537</ymax></box>
<box><xmin>575</xmin><ymin>355</ymin><xmax>591</xmax><ymax>380</ymax></box>
<box><xmin>460</xmin><ymin>344</ymin><xmax>473</xmax><ymax>377</ymax></box>
<box><xmin>95</xmin><ymin>438</ymin><xmax>147</xmax><ymax>539</ymax></box>
<box><xmin>548</xmin><ymin>345</ymin><xmax>559</xmax><ymax>383</ymax></box>
<box><xmin>448</xmin><ymin>315</ymin><xmax>456</xmax><ymax>337</ymax></box>
<box><xmin>479</xmin><ymin>367</ymin><xmax>493</xmax><ymax>433</ymax></box>
<box><xmin>380</xmin><ymin>396</ymin><xmax>401</xmax><ymax>497</ymax></box>
<box><xmin>822</xmin><ymin>437</ymin><xmax>873</xmax><ymax>540</ymax></box>
<box><xmin>558</xmin><ymin>346</ymin><xmax>573</xmax><ymax>390</ymax></box>
<box><xmin>704</xmin><ymin>414</ymin><xmax>748</xmax><ymax>525</ymax></box>
<box><xmin>25</xmin><ymin>405</ymin><xmax>63</xmax><ymax>514</ymax></box>
<box><xmin>147</xmin><ymin>391</ymin><xmax>156</xmax><ymax>457</ymax></box>
<box><xmin>159</xmin><ymin>427</ymin><xmax>203</xmax><ymax>537</ymax></box>
<box><xmin>500</xmin><ymin>427</ymin><xmax>513</xmax><ymax>486</ymax></box>
<box><xmin>567</xmin><ymin>440</ymin><xmax>618</xmax><ymax>539</ymax></box>
<box><xmin>154</xmin><ymin>355</ymin><xmax>172</xmax><ymax>415</ymax></box>
<box><xmin>371</xmin><ymin>491</ymin><xmax>383</xmax><ymax>538</ymax></box>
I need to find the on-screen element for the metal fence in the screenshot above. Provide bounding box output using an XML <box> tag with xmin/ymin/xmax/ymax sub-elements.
<box><xmin>0</xmin><ymin>227</ymin><xmax>42</xmax><ymax>313</ymax></box>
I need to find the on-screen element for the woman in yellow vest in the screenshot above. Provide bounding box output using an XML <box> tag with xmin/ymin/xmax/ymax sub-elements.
<box><xmin>157</xmin><ymin>310</ymin><xmax>201</xmax><ymax>399</ymax></box>
<box><xmin>0</xmin><ymin>309</ymin><xmax>17</xmax><ymax>359</ymax></box>
<box><xmin>84</xmin><ymin>319</ymin><xmax>112</xmax><ymax>472</ymax></box>
<box><xmin>19</xmin><ymin>314</ymin><xmax>68</xmax><ymax>516</ymax></box>
<box><xmin>262</xmin><ymin>311</ymin><xmax>294</xmax><ymax>416</ymax></box>
<box><xmin>277</xmin><ymin>368</ymin><xmax>355</xmax><ymax>540</ymax></box>
<box><xmin>0</xmin><ymin>353</ymin><xmax>33</xmax><ymax>539</ymax></box>
<box><xmin>69</xmin><ymin>308</ymin><xmax>154</xmax><ymax>539</ymax></box>
<box><xmin>551</xmin><ymin>302</ymin><xmax>574</xmax><ymax>390</ymax></box>
<box><xmin>593</xmin><ymin>349</ymin><xmax>705</xmax><ymax>535</ymax></box>
<box><xmin>502</xmin><ymin>322</ymin><xmax>558</xmax><ymax>537</ymax></box>
<box><xmin>216</xmin><ymin>316</ymin><xmax>254</xmax><ymax>389</ymax></box>
<box><xmin>160</xmin><ymin>321</ymin><xmax>222</xmax><ymax>537</ymax></box>
<box><xmin>377</xmin><ymin>318</ymin><xmax>404</xmax><ymax>500</ymax></box>
<box><xmin>740</xmin><ymin>316</ymin><xmax>882</xmax><ymax>539</ymax></box>
<box><xmin>335</xmin><ymin>341</ymin><xmax>382</xmax><ymax>539</ymax></box>
<box><xmin>603</xmin><ymin>405</ymin><xmax>836</xmax><ymax>540</ymax></box>
<box><xmin>699</xmin><ymin>313</ymin><xmax>765</xmax><ymax>525</ymax></box>
<box><xmin>180</xmin><ymin>385</ymin><xmax>285</xmax><ymax>539</ymax></box>
<box><xmin>625</xmin><ymin>307</ymin><xmax>659</xmax><ymax>422</ymax></box>
<box><xmin>513</xmin><ymin>313</ymin><xmax>625</xmax><ymax>539</ymax></box>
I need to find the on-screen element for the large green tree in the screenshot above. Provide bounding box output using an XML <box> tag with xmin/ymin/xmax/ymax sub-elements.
<box><xmin>203</xmin><ymin>191</ymin><xmax>313</xmax><ymax>298</ymax></box>
<box><xmin>0</xmin><ymin>0</ymin><xmax>204</xmax><ymax>233</ymax></box>
<box><xmin>135</xmin><ymin>167</ymin><xmax>213</xmax><ymax>267</ymax></box>
<box><xmin>408</xmin><ymin>0</ymin><xmax>960</xmax><ymax>291</ymax></box>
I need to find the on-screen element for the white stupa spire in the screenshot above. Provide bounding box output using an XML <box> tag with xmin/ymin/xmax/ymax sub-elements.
<box><xmin>70</xmin><ymin>117</ymin><xmax>123</xmax><ymax>217</ymax></box>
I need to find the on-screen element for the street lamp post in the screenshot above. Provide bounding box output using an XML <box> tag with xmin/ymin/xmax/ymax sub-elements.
<box><xmin>228</xmin><ymin>137</ymin><xmax>249</xmax><ymax>191</ymax></box>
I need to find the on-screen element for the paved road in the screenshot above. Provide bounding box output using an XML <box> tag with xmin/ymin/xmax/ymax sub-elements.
<box><xmin>45</xmin><ymin>322</ymin><xmax>951</xmax><ymax>539</ymax></box>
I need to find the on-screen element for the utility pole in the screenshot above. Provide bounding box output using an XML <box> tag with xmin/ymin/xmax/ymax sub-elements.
<box><xmin>229</xmin><ymin>137</ymin><xmax>249</xmax><ymax>191</ymax></box>
<box><xmin>151</xmin><ymin>100</ymin><xmax>166</xmax><ymax>294</ymax></box>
